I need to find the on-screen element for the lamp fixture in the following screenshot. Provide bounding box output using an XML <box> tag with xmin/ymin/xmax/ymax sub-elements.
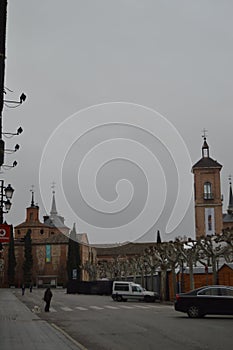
<box><xmin>5</xmin><ymin>144</ymin><xmax>20</xmax><ymax>154</ymax></box>
<box><xmin>4</xmin><ymin>184</ymin><xmax>14</xmax><ymax>199</ymax></box>
<box><xmin>3</xmin><ymin>126</ymin><xmax>23</xmax><ymax>137</ymax></box>
<box><xmin>2</xmin><ymin>160</ymin><xmax>17</xmax><ymax>169</ymax></box>
<box><xmin>4</xmin><ymin>92</ymin><xmax>27</xmax><ymax>105</ymax></box>
<box><xmin>0</xmin><ymin>181</ymin><xmax>15</xmax><ymax>223</ymax></box>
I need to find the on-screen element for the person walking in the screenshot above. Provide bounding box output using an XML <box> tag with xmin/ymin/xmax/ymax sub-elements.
<box><xmin>43</xmin><ymin>287</ymin><xmax>53</xmax><ymax>312</ymax></box>
<box><xmin>21</xmin><ymin>284</ymin><xmax>25</xmax><ymax>296</ymax></box>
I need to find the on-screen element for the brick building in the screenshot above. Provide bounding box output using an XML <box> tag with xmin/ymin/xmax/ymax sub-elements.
<box><xmin>1</xmin><ymin>191</ymin><xmax>94</xmax><ymax>287</ymax></box>
<box><xmin>218</xmin><ymin>263</ymin><xmax>233</xmax><ymax>285</ymax></box>
<box><xmin>15</xmin><ymin>190</ymin><xmax>70</xmax><ymax>241</ymax></box>
<box><xmin>1</xmin><ymin>137</ymin><xmax>233</xmax><ymax>291</ymax></box>
<box><xmin>168</xmin><ymin>266</ymin><xmax>213</xmax><ymax>300</ymax></box>
<box><xmin>192</xmin><ymin>137</ymin><xmax>223</xmax><ymax>239</ymax></box>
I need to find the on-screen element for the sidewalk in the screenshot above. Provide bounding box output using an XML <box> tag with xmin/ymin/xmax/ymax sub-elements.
<box><xmin>0</xmin><ymin>289</ymin><xmax>83</xmax><ymax>350</ymax></box>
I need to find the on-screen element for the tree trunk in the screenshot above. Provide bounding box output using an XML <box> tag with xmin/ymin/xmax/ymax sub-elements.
<box><xmin>160</xmin><ymin>268</ymin><xmax>167</xmax><ymax>302</ymax></box>
<box><xmin>150</xmin><ymin>270</ymin><xmax>154</xmax><ymax>291</ymax></box>
<box><xmin>171</xmin><ymin>265</ymin><xmax>177</xmax><ymax>300</ymax></box>
<box><xmin>212</xmin><ymin>257</ymin><xmax>218</xmax><ymax>285</ymax></box>
<box><xmin>141</xmin><ymin>270</ymin><xmax>144</xmax><ymax>287</ymax></box>
<box><xmin>189</xmin><ymin>262</ymin><xmax>194</xmax><ymax>290</ymax></box>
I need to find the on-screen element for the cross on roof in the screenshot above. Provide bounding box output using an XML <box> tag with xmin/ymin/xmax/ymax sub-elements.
<box><xmin>202</xmin><ymin>128</ymin><xmax>208</xmax><ymax>139</ymax></box>
<box><xmin>51</xmin><ymin>181</ymin><xmax>56</xmax><ymax>194</ymax></box>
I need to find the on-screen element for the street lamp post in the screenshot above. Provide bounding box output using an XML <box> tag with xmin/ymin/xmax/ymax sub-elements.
<box><xmin>0</xmin><ymin>180</ymin><xmax>14</xmax><ymax>224</ymax></box>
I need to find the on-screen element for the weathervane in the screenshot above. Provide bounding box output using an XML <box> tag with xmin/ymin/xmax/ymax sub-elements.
<box><xmin>202</xmin><ymin>128</ymin><xmax>208</xmax><ymax>140</ymax></box>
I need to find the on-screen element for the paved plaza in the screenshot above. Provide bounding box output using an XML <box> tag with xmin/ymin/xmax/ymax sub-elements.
<box><xmin>0</xmin><ymin>289</ymin><xmax>84</xmax><ymax>350</ymax></box>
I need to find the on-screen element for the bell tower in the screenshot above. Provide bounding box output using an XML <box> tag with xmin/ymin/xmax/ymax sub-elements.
<box><xmin>192</xmin><ymin>133</ymin><xmax>223</xmax><ymax>239</ymax></box>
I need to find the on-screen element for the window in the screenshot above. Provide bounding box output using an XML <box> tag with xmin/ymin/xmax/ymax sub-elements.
<box><xmin>204</xmin><ymin>182</ymin><xmax>213</xmax><ymax>199</ymax></box>
<box><xmin>132</xmin><ymin>285</ymin><xmax>142</xmax><ymax>292</ymax></box>
<box><xmin>208</xmin><ymin>215</ymin><xmax>212</xmax><ymax>231</ymax></box>
<box><xmin>114</xmin><ymin>283</ymin><xmax>129</xmax><ymax>291</ymax></box>
<box><xmin>220</xmin><ymin>288</ymin><xmax>233</xmax><ymax>297</ymax></box>
<box><xmin>198</xmin><ymin>287</ymin><xmax>220</xmax><ymax>296</ymax></box>
<box><xmin>45</xmin><ymin>244</ymin><xmax>51</xmax><ymax>263</ymax></box>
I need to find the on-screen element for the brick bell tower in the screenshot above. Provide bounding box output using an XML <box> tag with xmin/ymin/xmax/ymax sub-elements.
<box><xmin>192</xmin><ymin>135</ymin><xmax>223</xmax><ymax>239</ymax></box>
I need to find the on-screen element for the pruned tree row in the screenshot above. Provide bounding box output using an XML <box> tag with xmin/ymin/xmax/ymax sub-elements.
<box><xmin>82</xmin><ymin>231</ymin><xmax>233</xmax><ymax>300</ymax></box>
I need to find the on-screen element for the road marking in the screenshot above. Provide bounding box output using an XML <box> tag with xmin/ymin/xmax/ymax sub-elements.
<box><xmin>89</xmin><ymin>306</ymin><xmax>104</xmax><ymax>310</ymax></box>
<box><xmin>133</xmin><ymin>305</ymin><xmax>151</xmax><ymax>309</ymax></box>
<box><xmin>104</xmin><ymin>305</ymin><xmax>120</xmax><ymax>309</ymax></box>
<box><xmin>60</xmin><ymin>306</ymin><xmax>73</xmax><ymax>311</ymax></box>
<box><xmin>47</xmin><ymin>304</ymin><xmax>173</xmax><ymax>313</ymax></box>
<box><xmin>150</xmin><ymin>305</ymin><xmax>173</xmax><ymax>309</ymax></box>
<box><xmin>75</xmin><ymin>306</ymin><xmax>88</xmax><ymax>311</ymax></box>
<box><xmin>50</xmin><ymin>307</ymin><xmax>57</xmax><ymax>312</ymax></box>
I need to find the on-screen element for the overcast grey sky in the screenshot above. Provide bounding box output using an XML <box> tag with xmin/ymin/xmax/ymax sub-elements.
<box><xmin>2</xmin><ymin>0</ymin><xmax>233</xmax><ymax>243</ymax></box>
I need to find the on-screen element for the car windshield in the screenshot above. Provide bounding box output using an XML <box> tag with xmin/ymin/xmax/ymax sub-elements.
<box><xmin>132</xmin><ymin>285</ymin><xmax>143</xmax><ymax>292</ymax></box>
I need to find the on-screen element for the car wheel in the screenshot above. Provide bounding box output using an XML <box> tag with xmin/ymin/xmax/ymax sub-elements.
<box><xmin>116</xmin><ymin>295</ymin><xmax>123</xmax><ymax>302</ymax></box>
<box><xmin>187</xmin><ymin>305</ymin><xmax>201</xmax><ymax>318</ymax></box>
<box><xmin>144</xmin><ymin>296</ymin><xmax>152</xmax><ymax>302</ymax></box>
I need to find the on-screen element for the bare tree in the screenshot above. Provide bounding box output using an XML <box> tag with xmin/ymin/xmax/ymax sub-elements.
<box><xmin>165</xmin><ymin>241</ymin><xmax>182</xmax><ymax>298</ymax></box>
<box><xmin>215</xmin><ymin>230</ymin><xmax>233</xmax><ymax>263</ymax></box>
<box><xmin>146</xmin><ymin>244</ymin><xmax>170</xmax><ymax>301</ymax></box>
<box><xmin>143</xmin><ymin>248</ymin><xmax>160</xmax><ymax>291</ymax></box>
<box><xmin>82</xmin><ymin>260</ymin><xmax>97</xmax><ymax>281</ymax></box>
<box><xmin>177</xmin><ymin>239</ymin><xmax>201</xmax><ymax>291</ymax></box>
<box><xmin>196</xmin><ymin>235</ymin><xmax>228</xmax><ymax>284</ymax></box>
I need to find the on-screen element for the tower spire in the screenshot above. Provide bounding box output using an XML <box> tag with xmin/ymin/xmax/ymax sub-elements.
<box><xmin>50</xmin><ymin>192</ymin><xmax>58</xmax><ymax>215</ymax></box>
<box><xmin>50</xmin><ymin>190</ymin><xmax>57</xmax><ymax>215</ymax></box>
<box><xmin>72</xmin><ymin>222</ymin><xmax>76</xmax><ymax>233</ymax></box>
<box><xmin>227</xmin><ymin>175</ymin><xmax>233</xmax><ymax>215</ymax></box>
<box><xmin>201</xmin><ymin>128</ymin><xmax>209</xmax><ymax>158</ymax></box>
<box><xmin>50</xmin><ymin>182</ymin><xmax>58</xmax><ymax>215</ymax></box>
<box><xmin>30</xmin><ymin>185</ymin><xmax>35</xmax><ymax>207</ymax></box>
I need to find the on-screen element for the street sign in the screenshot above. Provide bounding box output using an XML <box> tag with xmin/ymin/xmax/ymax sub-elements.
<box><xmin>0</xmin><ymin>224</ymin><xmax>10</xmax><ymax>243</ymax></box>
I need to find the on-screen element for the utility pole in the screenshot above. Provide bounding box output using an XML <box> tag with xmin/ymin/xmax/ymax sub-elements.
<box><xmin>0</xmin><ymin>0</ymin><xmax>7</xmax><ymax>166</ymax></box>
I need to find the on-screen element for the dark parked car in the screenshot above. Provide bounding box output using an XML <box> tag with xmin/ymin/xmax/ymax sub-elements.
<box><xmin>174</xmin><ymin>285</ymin><xmax>233</xmax><ymax>318</ymax></box>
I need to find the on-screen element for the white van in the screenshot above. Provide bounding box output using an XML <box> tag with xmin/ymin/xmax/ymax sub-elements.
<box><xmin>112</xmin><ymin>281</ymin><xmax>159</xmax><ymax>302</ymax></box>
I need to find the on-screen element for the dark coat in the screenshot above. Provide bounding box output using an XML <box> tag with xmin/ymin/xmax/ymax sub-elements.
<box><xmin>44</xmin><ymin>288</ymin><xmax>53</xmax><ymax>302</ymax></box>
